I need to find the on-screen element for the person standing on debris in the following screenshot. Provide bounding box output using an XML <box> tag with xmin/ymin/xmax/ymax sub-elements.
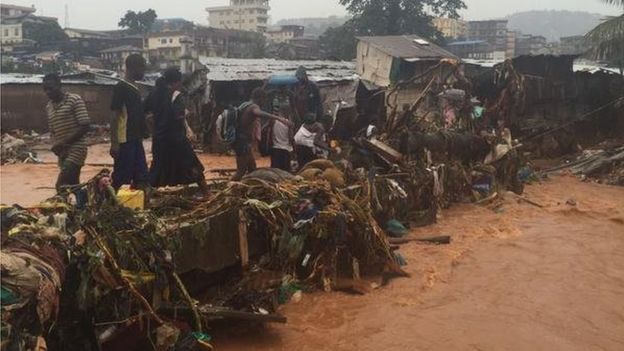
<box><xmin>233</xmin><ymin>88</ymin><xmax>293</xmax><ymax>181</ymax></box>
<box><xmin>294</xmin><ymin>66</ymin><xmax>323</xmax><ymax>122</ymax></box>
<box><xmin>43</xmin><ymin>74</ymin><xmax>92</xmax><ymax>191</ymax></box>
<box><xmin>110</xmin><ymin>54</ymin><xmax>149</xmax><ymax>191</ymax></box>
<box><xmin>146</xmin><ymin>67</ymin><xmax>209</xmax><ymax>193</ymax></box>
<box><xmin>294</xmin><ymin>112</ymin><xmax>329</xmax><ymax>169</ymax></box>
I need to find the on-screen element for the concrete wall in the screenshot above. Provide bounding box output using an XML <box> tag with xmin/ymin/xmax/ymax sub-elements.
<box><xmin>1</xmin><ymin>84</ymin><xmax>114</xmax><ymax>131</ymax></box>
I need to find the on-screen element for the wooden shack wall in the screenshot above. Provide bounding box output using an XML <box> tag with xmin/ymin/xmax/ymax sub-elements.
<box><xmin>1</xmin><ymin>83</ymin><xmax>114</xmax><ymax>132</ymax></box>
<box><xmin>356</xmin><ymin>41</ymin><xmax>393</xmax><ymax>87</ymax></box>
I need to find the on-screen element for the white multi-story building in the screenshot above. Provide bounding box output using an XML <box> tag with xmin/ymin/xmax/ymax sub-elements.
<box><xmin>206</xmin><ymin>0</ymin><xmax>270</xmax><ymax>33</ymax></box>
<box><xmin>0</xmin><ymin>3</ymin><xmax>35</xmax><ymax>18</ymax></box>
<box><xmin>0</xmin><ymin>4</ymin><xmax>35</xmax><ymax>46</ymax></box>
<box><xmin>265</xmin><ymin>25</ymin><xmax>304</xmax><ymax>43</ymax></box>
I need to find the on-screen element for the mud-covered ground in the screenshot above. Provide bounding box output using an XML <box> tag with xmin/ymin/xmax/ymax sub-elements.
<box><xmin>1</xmin><ymin>143</ymin><xmax>623</xmax><ymax>350</ymax></box>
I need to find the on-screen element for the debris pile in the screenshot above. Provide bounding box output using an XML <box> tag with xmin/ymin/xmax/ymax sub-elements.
<box><xmin>1</xmin><ymin>132</ymin><xmax>42</xmax><ymax>165</ymax></box>
<box><xmin>1</xmin><ymin>166</ymin><xmax>409</xmax><ymax>350</ymax></box>
<box><xmin>543</xmin><ymin>143</ymin><xmax>624</xmax><ymax>186</ymax></box>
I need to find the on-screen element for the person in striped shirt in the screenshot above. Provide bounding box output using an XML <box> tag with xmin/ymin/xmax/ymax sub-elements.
<box><xmin>43</xmin><ymin>73</ymin><xmax>91</xmax><ymax>191</ymax></box>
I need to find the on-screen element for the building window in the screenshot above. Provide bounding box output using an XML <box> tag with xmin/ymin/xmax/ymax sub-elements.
<box><xmin>249</xmin><ymin>19</ymin><xmax>254</xmax><ymax>23</ymax></box>
<box><xmin>3</xmin><ymin>29</ymin><xmax>8</xmax><ymax>37</ymax></box>
<box><xmin>220</xmin><ymin>21</ymin><xmax>224</xmax><ymax>25</ymax></box>
<box><xmin>14</xmin><ymin>28</ymin><xmax>19</xmax><ymax>36</ymax></box>
<box><xmin>161</xmin><ymin>39</ymin><xmax>167</xmax><ymax>44</ymax></box>
<box><xmin>169</xmin><ymin>38</ymin><xmax>173</xmax><ymax>43</ymax></box>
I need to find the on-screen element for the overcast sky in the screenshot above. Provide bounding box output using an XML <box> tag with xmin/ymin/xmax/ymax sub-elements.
<box><xmin>8</xmin><ymin>0</ymin><xmax>621</xmax><ymax>30</ymax></box>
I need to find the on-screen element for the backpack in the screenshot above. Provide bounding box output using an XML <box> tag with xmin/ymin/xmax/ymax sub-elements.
<box><xmin>221</xmin><ymin>101</ymin><xmax>253</xmax><ymax>146</ymax></box>
<box><xmin>259</xmin><ymin>122</ymin><xmax>273</xmax><ymax>157</ymax></box>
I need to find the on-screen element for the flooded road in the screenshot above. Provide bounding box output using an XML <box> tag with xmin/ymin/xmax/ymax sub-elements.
<box><xmin>1</xmin><ymin>145</ymin><xmax>623</xmax><ymax>350</ymax></box>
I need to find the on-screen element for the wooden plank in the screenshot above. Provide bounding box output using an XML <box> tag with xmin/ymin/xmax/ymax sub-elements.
<box><xmin>159</xmin><ymin>306</ymin><xmax>287</xmax><ymax>324</ymax></box>
<box><xmin>362</xmin><ymin>139</ymin><xmax>403</xmax><ymax>162</ymax></box>
<box><xmin>238</xmin><ymin>209</ymin><xmax>249</xmax><ymax>271</ymax></box>
<box><xmin>388</xmin><ymin>235</ymin><xmax>451</xmax><ymax>245</ymax></box>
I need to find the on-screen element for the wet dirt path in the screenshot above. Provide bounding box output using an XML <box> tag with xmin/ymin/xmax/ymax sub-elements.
<box><xmin>0</xmin><ymin>142</ymin><xmax>268</xmax><ymax>206</ymax></box>
<box><xmin>213</xmin><ymin>176</ymin><xmax>624</xmax><ymax>351</ymax></box>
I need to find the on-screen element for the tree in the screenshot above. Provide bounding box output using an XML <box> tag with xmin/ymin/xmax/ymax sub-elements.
<box><xmin>22</xmin><ymin>19</ymin><xmax>68</xmax><ymax>45</ymax></box>
<box><xmin>319</xmin><ymin>24</ymin><xmax>357</xmax><ymax>60</ymax></box>
<box><xmin>118</xmin><ymin>9</ymin><xmax>158</xmax><ymax>34</ymax></box>
<box><xmin>320</xmin><ymin>0</ymin><xmax>465</xmax><ymax>60</ymax></box>
<box><xmin>339</xmin><ymin>0</ymin><xmax>465</xmax><ymax>37</ymax></box>
<box><xmin>586</xmin><ymin>0</ymin><xmax>624</xmax><ymax>74</ymax></box>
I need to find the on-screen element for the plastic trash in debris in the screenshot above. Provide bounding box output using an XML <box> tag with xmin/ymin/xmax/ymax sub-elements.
<box><xmin>191</xmin><ymin>332</ymin><xmax>213</xmax><ymax>350</ymax></box>
<box><xmin>385</xmin><ymin>219</ymin><xmax>408</xmax><ymax>238</ymax></box>
<box><xmin>517</xmin><ymin>166</ymin><xmax>538</xmax><ymax>184</ymax></box>
<box><xmin>278</xmin><ymin>281</ymin><xmax>302</xmax><ymax>304</ymax></box>
<box><xmin>116</xmin><ymin>186</ymin><xmax>145</xmax><ymax>210</ymax></box>
<box><xmin>192</xmin><ymin>332</ymin><xmax>212</xmax><ymax>343</ymax></box>
<box><xmin>1</xmin><ymin>286</ymin><xmax>20</xmax><ymax>305</ymax></box>
<box><xmin>394</xmin><ymin>252</ymin><xmax>408</xmax><ymax>266</ymax></box>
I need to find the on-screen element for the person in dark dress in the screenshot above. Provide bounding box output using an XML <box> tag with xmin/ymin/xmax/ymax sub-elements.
<box><xmin>146</xmin><ymin>68</ymin><xmax>208</xmax><ymax>193</ymax></box>
<box><xmin>110</xmin><ymin>54</ymin><xmax>149</xmax><ymax>191</ymax></box>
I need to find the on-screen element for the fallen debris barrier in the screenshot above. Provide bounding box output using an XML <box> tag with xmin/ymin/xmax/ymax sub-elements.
<box><xmin>1</xmin><ymin>169</ymin><xmax>408</xmax><ymax>350</ymax></box>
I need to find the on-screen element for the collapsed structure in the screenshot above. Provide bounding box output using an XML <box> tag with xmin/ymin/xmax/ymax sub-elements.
<box><xmin>1</xmin><ymin>34</ymin><xmax>623</xmax><ymax>351</ymax></box>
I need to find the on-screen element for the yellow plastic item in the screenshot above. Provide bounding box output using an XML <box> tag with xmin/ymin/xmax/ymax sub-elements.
<box><xmin>116</xmin><ymin>186</ymin><xmax>144</xmax><ymax>210</ymax></box>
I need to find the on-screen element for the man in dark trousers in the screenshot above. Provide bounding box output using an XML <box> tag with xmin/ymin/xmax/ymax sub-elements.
<box><xmin>43</xmin><ymin>73</ymin><xmax>91</xmax><ymax>191</ymax></box>
<box><xmin>233</xmin><ymin>88</ymin><xmax>292</xmax><ymax>181</ymax></box>
<box><xmin>294</xmin><ymin>66</ymin><xmax>323</xmax><ymax>121</ymax></box>
<box><xmin>110</xmin><ymin>54</ymin><xmax>149</xmax><ymax>191</ymax></box>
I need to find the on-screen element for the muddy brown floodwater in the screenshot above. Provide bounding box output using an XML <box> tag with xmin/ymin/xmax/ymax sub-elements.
<box><xmin>211</xmin><ymin>176</ymin><xmax>624</xmax><ymax>351</ymax></box>
<box><xmin>1</xmin><ymin>143</ymin><xmax>623</xmax><ymax>350</ymax></box>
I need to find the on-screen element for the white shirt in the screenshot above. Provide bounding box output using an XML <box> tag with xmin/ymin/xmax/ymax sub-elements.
<box><xmin>272</xmin><ymin>120</ymin><xmax>293</xmax><ymax>152</ymax></box>
<box><xmin>294</xmin><ymin>126</ymin><xmax>316</xmax><ymax>148</ymax></box>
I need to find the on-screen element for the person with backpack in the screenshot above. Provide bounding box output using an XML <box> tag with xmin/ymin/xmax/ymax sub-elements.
<box><xmin>145</xmin><ymin>68</ymin><xmax>208</xmax><ymax>193</ymax></box>
<box><xmin>231</xmin><ymin>88</ymin><xmax>292</xmax><ymax>181</ymax></box>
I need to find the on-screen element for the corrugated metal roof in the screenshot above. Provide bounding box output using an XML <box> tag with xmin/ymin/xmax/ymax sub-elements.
<box><xmin>447</xmin><ymin>40</ymin><xmax>488</xmax><ymax>46</ymax></box>
<box><xmin>198</xmin><ymin>57</ymin><xmax>357</xmax><ymax>82</ymax></box>
<box><xmin>99</xmin><ymin>45</ymin><xmax>143</xmax><ymax>53</ymax></box>
<box><xmin>357</xmin><ymin>35</ymin><xmax>458</xmax><ymax>60</ymax></box>
<box><xmin>0</xmin><ymin>73</ymin><xmax>119</xmax><ymax>85</ymax></box>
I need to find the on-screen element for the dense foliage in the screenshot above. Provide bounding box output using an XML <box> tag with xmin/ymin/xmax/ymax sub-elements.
<box><xmin>586</xmin><ymin>1</ymin><xmax>624</xmax><ymax>73</ymax></box>
<box><xmin>320</xmin><ymin>0</ymin><xmax>465</xmax><ymax>60</ymax></box>
<box><xmin>118</xmin><ymin>9</ymin><xmax>158</xmax><ymax>34</ymax></box>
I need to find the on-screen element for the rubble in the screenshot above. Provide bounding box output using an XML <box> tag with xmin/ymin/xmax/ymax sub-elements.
<box><xmin>1</xmin><ymin>132</ymin><xmax>42</xmax><ymax>165</ymax></box>
<box><xmin>543</xmin><ymin>143</ymin><xmax>624</xmax><ymax>186</ymax></box>
<box><xmin>0</xmin><ymin>165</ymin><xmax>407</xmax><ymax>350</ymax></box>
